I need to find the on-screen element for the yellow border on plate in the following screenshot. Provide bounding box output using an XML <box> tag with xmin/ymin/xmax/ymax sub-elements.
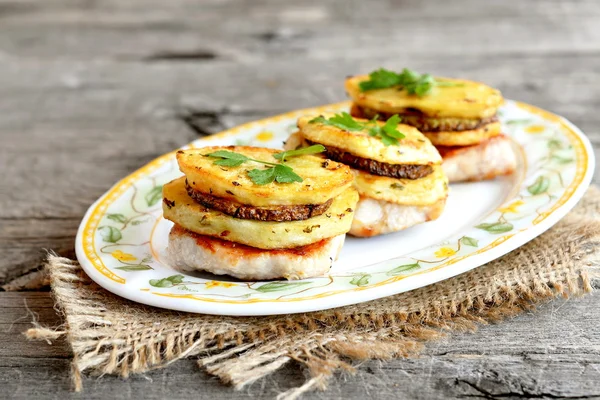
<box><xmin>81</xmin><ymin>101</ymin><xmax>589</xmax><ymax>304</ymax></box>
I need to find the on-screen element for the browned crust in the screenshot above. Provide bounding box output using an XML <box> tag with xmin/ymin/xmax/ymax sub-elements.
<box><xmin>305</xmin><ymin>140</ymin><xmax>433</xmax><ymax>180</ymax></box>
<box><xmin>350</xmin><ymin>103</ymin><xmax>498</xmax><ymax>133</ymax></box>
<box><xmin>170</xmin><ymin>224</ymin><xmax>332</xmax><ymax>255</ymax></box>
<box><xmin>185</xmin><ymin>180</ymin><xmax>333</xmax><ymax>222</ymax></box>
<box><xmin>435</xmin><ymin>135</ymin><xmax>506</xmax><ymax>158</ymax></box>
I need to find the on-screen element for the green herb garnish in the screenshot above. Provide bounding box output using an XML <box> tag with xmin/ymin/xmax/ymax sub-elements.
<box><xmin>206</xmin><ymin>144</ymin><xmax>325</xmax><ymax>185</ymax></box>
<box><xmin>247</xmin><ymin>164</ymin><xmax>302</xmax><ymax>185</ymax></box>
<box><xmin>273</xmin><ymin>144</ymin><xmax>326</xmax><ymax>162</ymax></box>
<box><xmin>359</xmin><ymin>68</ymin><xmax>463</xmax><ymax>96</ymax></box>
<box><xmin>310</xmin><ymin>112</ymin><xmax>365</xmax><ymax>132</ymax></box>
<box><xmin>205</xmin><ymin>150</ymin><xmax>252</xmax><ymax>167</ymax></box>
<box><xmin>309</xmin><ymin>112</ymin><xmax>405</xmax><ymax>146</ymax></box>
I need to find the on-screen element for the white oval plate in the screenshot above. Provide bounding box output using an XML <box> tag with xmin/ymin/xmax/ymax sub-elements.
<box><xmin>75</xmin><ymin>100</ymin><xmax>594</xmax><ymax>316</ymax></box>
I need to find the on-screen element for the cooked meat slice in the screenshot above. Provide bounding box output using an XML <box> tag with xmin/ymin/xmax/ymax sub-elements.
<box><xmin>305</xmin><ymin>140</ymin><xmax>433</xmax><ymax>180</ymax></box>
<box><xmin>186</xmin><ymin>181</ymin><xmax>333</xmax><ymax>222</ymax></box>
<box><xmin>439</xmin><ymin>135</ymin><xmax>517</xmax><ymax>182</ymax></box>
<box><xmin>351</xmin><ymin>103</ymin><xmax>499</xmax><ymax>133</ymax></box>
<box><xmin>349</xmin><ymin>196</ymin><xmax>446</xmax><ymax>237</ymax></box>
<box><xmin>167</xmin><ymin>224</ymin><xmax>345</xmax><ymax>280</ymax></box>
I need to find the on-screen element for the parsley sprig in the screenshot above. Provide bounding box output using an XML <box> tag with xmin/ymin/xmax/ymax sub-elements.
<box><xmin>309</xmin><ymin>112</ymin><xmax>405</xmax><ymax>146</ymax></box>
<box><xmin>359</xmin><ymin>68</ymin><xmax>463</xmax><ymax>96</ymax></box>
<box><xmin>206</xmin><ymin>145</ymin><xmax>325</xmax><ymax>185</ymax></box>
<box><xmin>273</xmin><ymin>145</ymin><xmax>326</xmax><ymax>162</ymax></box>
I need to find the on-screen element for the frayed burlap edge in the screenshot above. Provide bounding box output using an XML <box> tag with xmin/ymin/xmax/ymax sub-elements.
<box><xmin>26</xmin><ymin>186</ymin><xmax>600</xmax><ymax>400</ymax></box>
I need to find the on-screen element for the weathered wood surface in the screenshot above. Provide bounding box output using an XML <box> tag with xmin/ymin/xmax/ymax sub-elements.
<box><xmin>2</xmin><ymin>0</ymin><xmax>600</xmax><ymax>282</ymax></box>
<box><xmin>1</xmin><ymin>0</ymin><xmax>599</xmax><ymax>398</ymax></box>
<box><xmin>3</xmin><ymin>292</ymin><xmax>600</xmax><ymax>399</ymax></box>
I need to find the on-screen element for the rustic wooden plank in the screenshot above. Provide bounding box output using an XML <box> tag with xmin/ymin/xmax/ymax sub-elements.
<box><xmin>0</xmin><ymin>219</ymin><xmax>77</xmax><ymax>284</ymax></box>
<box><xmin>0</xmin><ymin>293</ymin><xmax>67</xmax><ymax>359</ymax></box>
<box><xmin>2</xmin><ymin>270</ymin><xmax>50</xmax><ymax>291</ymax></box>
<box><xmin>2</xmin><ymin>292</ymin><xmax>599</xmax><ymax>399</ymax></box>
<box><xmin>2</xmin><ymin>54</ymin><xmax>600</xmax><ymax>122</ymax></box>
<box><xmin>0</xmin><ymin>291</ymin><xmax>58</xmax><ymax>308</ymax></box>
<box><xmin>1</xmin><ymin>0</ymin><xmax>600</xmax><ymax>62</ymax></box>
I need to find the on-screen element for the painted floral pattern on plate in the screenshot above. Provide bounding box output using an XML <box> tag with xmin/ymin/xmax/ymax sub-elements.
<box><xmin>78</xmin><ymin>100</ymin><xmax>588</xmax><ymax>309</ymax></box>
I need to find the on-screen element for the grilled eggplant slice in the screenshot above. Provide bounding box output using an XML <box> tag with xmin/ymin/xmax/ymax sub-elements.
<box><xmin>163</xmin><ymin>177</ymin><xmax>358</xmax><ymax>249</ymax></box>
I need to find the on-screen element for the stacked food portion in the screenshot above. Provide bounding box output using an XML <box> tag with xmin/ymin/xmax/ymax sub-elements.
<box><xmin>345</xmin><ymin>68</ymin><xmax>517</xmax><ymax>182</ymax></box>
<box><xmin>162</xmin><ymin>146</ymin><xmax>358</xmax><ymax>280</ymax></box>
<box><xmin>287</xmin><ymin>112</ymin><xmax>448</xmax><ymax>237</ymax></box>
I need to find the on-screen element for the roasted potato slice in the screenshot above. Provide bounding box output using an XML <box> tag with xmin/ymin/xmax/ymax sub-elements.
<box><xmin>177</xmin><ymin>146</ymin><xmax>353</xmax><ymax>207</ymax></box>
<box><xmin>297</xmin><ymin>114</ymin><xmax>441</xmax><ymax>166</ymax></box>
<box><xmin>352</xmin><ymin>166</ymin><xmax>448</xmax><ymax>206</ymax></box>
<box><xmin>345</xmin><ymin>75</ymin><xmax>503</xmax><ymax>119</ymax></box>
<box><xmin>163</xmin><ymin>177</ymin><xmax>358</xmax><ymax>249</ymax></box>
<box><xmin>423</xmin><ymin>121</ymin><xmax>502</xmax><ymax>146</ymax></box>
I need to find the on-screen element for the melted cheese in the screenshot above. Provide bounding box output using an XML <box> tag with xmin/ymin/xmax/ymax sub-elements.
<box><xmin>345</xmin><ymin>75</ymin><xmax>503</xmax><ymax>119</ymax></box>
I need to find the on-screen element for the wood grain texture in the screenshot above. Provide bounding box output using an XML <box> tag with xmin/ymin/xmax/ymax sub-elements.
<box><xmin>0</xmin><ymin>0</ymin><xmax>599</xmax><ymax>398</ymax></box>
<box><xmin>3</xmin><ymin>292</ymin><xmax>600</xmax><ymax>399</ymax></box>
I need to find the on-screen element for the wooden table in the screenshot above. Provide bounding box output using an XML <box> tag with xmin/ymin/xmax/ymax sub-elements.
<box><xmin>1</xmin><ymin>1</ymin><xmax>599</xmax><ymax>398</ymax></box>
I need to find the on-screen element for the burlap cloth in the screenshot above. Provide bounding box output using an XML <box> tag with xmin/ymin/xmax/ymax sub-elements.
<box><xmin>27</xmin><ymin>186</ymin><xmax>600</xmax><ymax>399</ymax></box>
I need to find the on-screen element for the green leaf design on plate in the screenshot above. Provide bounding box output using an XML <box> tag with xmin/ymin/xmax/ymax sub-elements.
<box><xmin>349</xmin><ymin>274</ymin><xmax>371</xmax><ymax>287</ymax></box>
<box><xmin>460</xmin><ymin>236</ymin><xmax>479</xmax><ymax>247</ymax></box>
<box><xmin>149</xmin><ymin>279</ymin><xmax>172</xmax><ymax>288</ymax></box>
<box><xmin>527</xmin><ymin>175</ymin><xmax>550</xmax><ymax>195</ymax></box>
<box><xmin>475</xmin><ymin>222</ymin><xmax>514</xmax><ymax>233</ymax></box>
<box><xmin>552</xmin><ymin>155</ymin><xmax>574</xmax><ymax>164</ymax></box>
<box><xmin>387</xmin><ymin>262</ymin><xmax>420</xmax><ymax>276</ymax></box>
<box><xmin>145</xmin><ymin>185</ymin><xmax>163</xmax><ymax>207</ymax></box>
<box><xmin>254</xmin><ymin>281</ymin><xmax>311</xmax><ymax>293</ymax></box>
<box><xmin>106</xmin><ymin>213</ymin><xmax>127</xmax><ymax>223</ymax></box>
<box><xmin>177</xmin><ymin>285</ymin><xmax>198</xmax><ymax>292</ymax></box>
<box><xmin>131</xmin><ymin>218</ymin><xmax>150</xmax><ymax>226</ymax></box>
<box><xmin>547</xmin><ymin>139</ymin><xmax>563</xmax><ymax>150</ymax></box>
<box><xmin>505</xmin><ymin>119</ymin><xmax>533</xmax><ymax>125</ymax></box>
<box><xmin>115</xmin><ymin>264</ymin><xmax>153</xmax><ymax>271</ymax></box>
<box><xmin>98</xmin><ymin>226</ymin><xmax>122</xmax><ymax>243</ymax></box>
<box><xmin>149</xmin><ymin>274</ymin><xmax>184</xmax><ymax>288</ymax></box>
<box><xmin>234</xmin><ymin>139</ymin><xmax>251</xmax><ymax>146</ymax></box>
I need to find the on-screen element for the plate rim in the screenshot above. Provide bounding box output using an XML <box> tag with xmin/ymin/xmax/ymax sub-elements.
<box><xmin>75</xmin><ymin>100</ymin><xmax>595</xmax><ymax>316</ymax></box>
